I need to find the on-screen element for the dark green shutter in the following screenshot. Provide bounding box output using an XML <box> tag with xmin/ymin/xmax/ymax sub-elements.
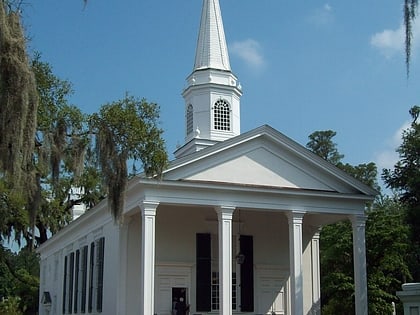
<box><xmin>240</xmin><ymin>235</ymin><xmax>254</xmax><ymax>312</ymax></box>
<box><xmin>81</xmin><ymin>245</ymin><xmax>88</xmax><ymax>313</ymax></box>
<box><xmin>69</xmin><ymin>252</ymin><xmax>74</xmax><ymax>314</ymax></box>
<box><xmin>63</xmin><ymin>255</ymin><xmax>68</xmax><ymax>314</ymax></box>
<box><xmin>88</xmin><ymin>242</ymin><xmax>95</xmax><ymax>313</ymax></box>
<box><xmin>196</xmin><ymin>233</ymin><xmax>211</xmax><ymax>312</ymax></box>
<box><xmin>74</xmin><ymin>250</ymin><xmax>80</xmax><ymax>312</ymax></box>
<box><xmin>96</xmin><ymin>237</ymin><xmax>105</xmax><ymax>312</ymax></box>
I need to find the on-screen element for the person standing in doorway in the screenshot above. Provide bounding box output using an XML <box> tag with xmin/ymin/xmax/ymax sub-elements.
<box><xmin>175</xmin><ymin>297</ymin><xmax>189</xmax><ymax>315</ymax></box>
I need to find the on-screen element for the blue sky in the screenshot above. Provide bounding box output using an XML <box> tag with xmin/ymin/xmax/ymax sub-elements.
<box><xmin>24</xmin><ymin>1</ymin><xmax>420</xmax><ymax>188</ymax></box>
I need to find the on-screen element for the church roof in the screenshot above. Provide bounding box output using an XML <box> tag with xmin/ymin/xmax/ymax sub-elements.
<box><xmin>194</xmin><ymin>0</ymin><xmax>231</xmax><ymax>71</ymax></box>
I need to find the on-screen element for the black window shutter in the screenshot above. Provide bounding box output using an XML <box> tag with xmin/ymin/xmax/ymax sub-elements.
<box><xmin>74</xmin><ymin>250</ymin><xmax>80</xmax><ymax>313</ymax></box>
<box><xmin>63</xmin><ymin>255</ymin><xmax>68</xmax><ymax>314</ymax></box>
<box><xmin>96</xmin><ymin>237</ymin><xmax>105</xmax><ymax>312</ymax></box>
<box><xmin>88</xmin><ymin>242</ymin><xmax>95</xmax><ymax>313</ymax></box>
<box><xmin>196</xmin><ymin>233</ymin><xmax>211</xmax><ymax>312</ymax></box>
<box><xmin>240</xmin><ymin>235</ymin><xmax>254</xmax><ymax>312</ymax></box>
<box><xmin>69</xmin><ymin>252</ymin><xmax>74</xmax><ymax>314</ymax></box>
<box><xmin>81</xmin><ymin>245</ymin><xmax>88</xmax><ymax>313</ymax></box>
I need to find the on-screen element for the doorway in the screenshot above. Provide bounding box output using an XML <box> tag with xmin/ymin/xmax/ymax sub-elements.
<box><xmin>172</xmin><ymin>288</ymin><xmax>187</xmax><ymax>315</ymax></box>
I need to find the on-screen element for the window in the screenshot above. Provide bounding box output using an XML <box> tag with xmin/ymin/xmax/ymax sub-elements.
<box><xmin>186</xmin><ymin>104</ymin><xmax>193</xmax><ymax>135</ymax></box>
<box><xmin>211</xmin><ymin>272</ymin><xmax>237</xmax><ymax>310</ymax></box>
<box><xmin>213</xmin><ymin>99</ymin><xmax>231</xmax><ymax>131</ymax></box>
<box><xmin>211</xmin><ymin>272</ymin><xmax>219</xmax><ymax>310</ymax></box>
<box><xmin>196</xmin><ymin>233</ymin><xmax>242</xmax><ymax>312</ymax></box>
<box><xmin>63</xmin><ymin>239</ymin><xmax>104</xmax><ymax>314</ymax></box>
<box><xmin>88</xmin><ymin>237</ymin><xmax>105</xmax><ymax>313</ymax></box>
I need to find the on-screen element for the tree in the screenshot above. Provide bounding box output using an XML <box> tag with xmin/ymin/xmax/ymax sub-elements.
<box><xmin>90</xmin><ymin>95</ymin><xmax>168</xmax><ymax>221</ymax></box>
<box><xmin>306</xmin><ymin>130</ymin><xmax>344</xmax><ymax>165</ymax></box>
<box><xmin>30</xmin><ymin>54</ymin><xmax>98</xmax><ymax>246</ymax></box>
<box><xmin>1</xmin><ymin>46</ymin><xmax>168</xmax><ymax>315</ymax></box>
<box><xmin>0</xmin><ymin>247</ymin><xmax>39</xmax><ymax>315</ymax></box>
<box><xmin>383</xmin><ymin>105</ymin><xmax>420</xmax><ymax>280</ymax></box>
<box><xmin>366</xmin><ymin>197</ymin><xmax>411</xmax><ymax>314</ymax></box>
<box><xmin>0</xmin><ymin>3</ymin><xmax>169</xmax><ymax>314</ymax></box>
<box><xmin>307</xmin><ymin>130</ymin><xmax>411</xmax><ymax>314</ymax></box>
<box><xmin>0</xmin><ymin>1</ymin><xmax>38</xmax><ymax>246</ymax></box>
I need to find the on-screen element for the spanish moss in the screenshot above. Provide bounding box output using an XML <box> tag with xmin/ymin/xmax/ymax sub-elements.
<box><xmin>0</xmin><ymin>2</ymin><xmax>39</xmax><ymax>248</ymax></box>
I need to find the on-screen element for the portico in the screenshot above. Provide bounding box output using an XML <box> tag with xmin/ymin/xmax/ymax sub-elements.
<box><xmin>125</xmin><ymin>146</ymin><xmax>374</xmax><ymax>315</ymax></box>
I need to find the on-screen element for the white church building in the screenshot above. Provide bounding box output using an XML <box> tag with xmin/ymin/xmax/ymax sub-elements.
<box><xmin>37</xmin><ymin>1</ymin><xmax>377</xmax><ymax>314</ymax></box>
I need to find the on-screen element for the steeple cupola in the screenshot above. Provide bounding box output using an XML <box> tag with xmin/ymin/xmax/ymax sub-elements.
<box><xmin>174</xmin><ymin>0</ymin><xmax>242</xmax><ymax>158</ymax></box>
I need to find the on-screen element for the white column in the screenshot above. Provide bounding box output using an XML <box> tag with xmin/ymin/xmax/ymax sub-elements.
<box><xmin>287</xmin><ymin>211</ymin><xmax>305</xmax><ymax>315</ymax></box>
<box><xmin>216</xmin><ymin>205</ymin><xmax>235</xmax><ymax>315</ymax></box>
<box><xmin>140</xmin><ymin>201</ymin><xmax>159</xmax><ymax>315</ymax></box>
<box><xmin>351</xmin><ymin>214</ymin><xmax>368</xmax><ymax>315</ymax></box>
<box><xmin>311</xmin><ymin>230</ymin><xmax>321</xmax><ymax>315</ymax></box>
<box><xmin>116</xmin><ymin>218</ymin><xmax>131</xmax><ymax>315</ymax></box>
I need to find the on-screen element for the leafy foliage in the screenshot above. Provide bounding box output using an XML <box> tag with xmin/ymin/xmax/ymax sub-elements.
<box><xmin>0</xmin><ymin>2</ymin><xmax>38</xmax><ymax>245</ymax></box>
<box><xmin>90</xmin><ymin>95</ymin><xmax>168</xmax><ymax>221</ymax></box>
<box><xmin>0</xmin><ymin>3</ymin><xmax>163</xmax><ymax>315</ymax></box>
<box><xmin>307</xmin><ymin>130</ymin><xmax>411</xmax><ymax>314</ymax></box>
<box><xmin>320</xmin><ymin>220</ymin><xmax>355</xmax><ymax>315</ymax></box>
<box><xmin>0</xmin><ymin>246</ymin><xmax>39</xmax><ymax>314</ymax></box>
<box><xmin>0</xmin><ymin>296</ymin><xmax>23</xmax><ymax>315</ymax></box>
<box><xmin>366</xmin><ymin>197</ymin><xmax>411</xmax><ymax>314</ymax></box>
<box><xmin>306</xmin><ymin>130</ymin><xmax>344</xmax><ymax>165</ymax></box>
<box><xmin>383</xmin><ymin>105</ymin><xmax>420</xmax><ymax>280</ymax></box>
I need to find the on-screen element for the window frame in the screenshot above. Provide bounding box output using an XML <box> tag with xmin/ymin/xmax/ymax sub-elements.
<box><xmin>213</xmin><ymin>99</ymin><xmax>231</xmax><ymax>131</ymax></box>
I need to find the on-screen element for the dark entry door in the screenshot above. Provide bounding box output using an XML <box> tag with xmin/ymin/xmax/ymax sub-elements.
<box><xmin>172</xmin><ymin>288</ymin><xmax>187</xmax><ymax>315</ymax></box>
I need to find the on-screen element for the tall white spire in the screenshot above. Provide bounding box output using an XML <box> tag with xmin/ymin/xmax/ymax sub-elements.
<box><xmin>175</xmin><ymin>0</ymin><xmax>242</xmax><ymax>159</ymax></box>
<box><xmin>194</xmin><ymin>0</ymin><xmax>231</xmax><ymax>71</ymax></box>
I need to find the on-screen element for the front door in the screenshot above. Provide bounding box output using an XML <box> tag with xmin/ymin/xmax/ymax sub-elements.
<box><xmin>172</xmin><ymin>288</ymin><xmax>187</xmax><ymax>315</ymax></box>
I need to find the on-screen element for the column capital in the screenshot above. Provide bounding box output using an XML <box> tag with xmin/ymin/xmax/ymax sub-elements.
<box><xmin>287</xmin><ymin>211</ymin><xmax>306</xmax><ymax>224</ymax></box>
<box><xmin>139</xmin><ymin>200</ymin><xmax>159</xmax><ymax>216</ymax></box>
<box><xmin>215</xmin><ymin>205</ymin><xmax>236</xmax><ymax>219</ymax></box>
<box><xmin>350</xmin><ymin>213</ymin><xmax>367</xmax><ymax>228</ymax></box>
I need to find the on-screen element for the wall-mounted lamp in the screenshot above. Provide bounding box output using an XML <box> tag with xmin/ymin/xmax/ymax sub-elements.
<box><xmin>42</xmin><ymin>291</ymin><xmax>52</xmax><ymax>305</ymax></box>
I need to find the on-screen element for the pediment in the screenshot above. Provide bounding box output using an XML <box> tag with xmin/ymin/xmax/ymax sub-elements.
<box><xmin>164</xmin><ymin>126</ymin><xmax>377</xmax><ymax>196</ymax></box>
<box><xmin>185</xmin><ymin>147</ymin><xmax>334</xmax><ymax>191</ymax></box>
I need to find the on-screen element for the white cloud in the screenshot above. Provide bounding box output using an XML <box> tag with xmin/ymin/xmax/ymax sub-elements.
<box><xmin>371</xmin><ymin>21</ymin><xmax>420</xmax><ymax>58</ymax></box>
<box><xmin>375</xmin><ymin>121</ymin><xmax>411</xmax><ymax>171</ymax></box>
<box><xmin>230</xmin><ymin>39</ymin><xmax>265</xmax><ymax>71</ymax></box>
<box><xmin>308</xmin><ymin>3</ymin><xmax>334</xmax><ymax>26</ymax></box>
<box><xmin>370</xmin><ymin>24</ymin><xmax>404</xmax><ymax>58</ymax></box>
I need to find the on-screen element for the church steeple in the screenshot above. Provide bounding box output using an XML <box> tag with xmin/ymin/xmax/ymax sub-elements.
<box><xmin>174</xmin><ymin>0</ymin><xmax>242</xmax><ymax>159</ymax></box>
<box><xmin>194</xmin><ymin>0</ymin><xmax>231</xmax><ymax>71</ymax></box>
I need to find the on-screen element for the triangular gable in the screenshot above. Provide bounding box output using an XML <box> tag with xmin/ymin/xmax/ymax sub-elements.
<box><xmin>183</xmin><ymin>146</ymin><xmax>334</xmax><ymax>191</ymax></box>
<box><xmin>164</xmin><ymin>125</ymin><xmax>377</xmax><ymax>196</ymax></box>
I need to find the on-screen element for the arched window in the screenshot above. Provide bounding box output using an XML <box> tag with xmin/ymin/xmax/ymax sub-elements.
<box><xmin>213</xmin><ymin>99</ymin><xmax>231</xmax><ymax>131</ymax></box>
<box><xmin>186</xmin><ymin>104</ymin><xmax>194</xmax><ymax>135</ymax></box>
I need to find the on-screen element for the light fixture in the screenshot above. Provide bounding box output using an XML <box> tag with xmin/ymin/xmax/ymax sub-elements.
<box><xmin>42</xmin><ymin>291</ymin><xmax>52</xmax><ymax>305</ymax></box>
